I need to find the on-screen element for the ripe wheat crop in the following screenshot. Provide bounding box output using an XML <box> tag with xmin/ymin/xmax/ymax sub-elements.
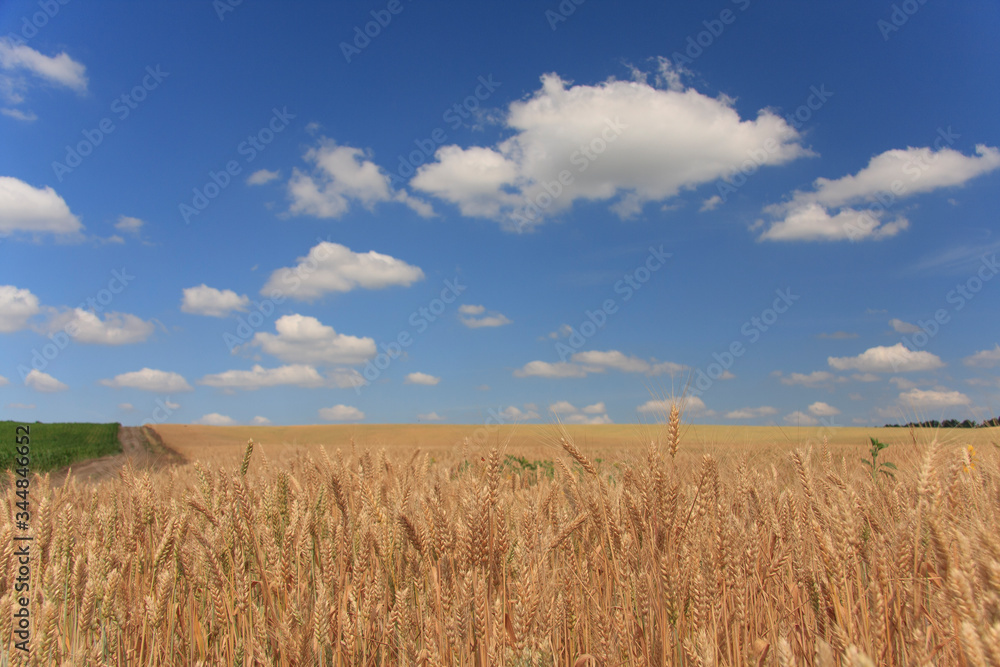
<box><xmin>1</xmin><ymin>421</ymin><xmax>998</xmax><ymax>665</ymax></box>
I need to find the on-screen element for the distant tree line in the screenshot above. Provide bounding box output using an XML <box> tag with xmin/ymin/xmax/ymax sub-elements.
<box><xmin>883</xmin><ymin>417</ymin><xmax>1000</xmax><ymax>428</ymax></box>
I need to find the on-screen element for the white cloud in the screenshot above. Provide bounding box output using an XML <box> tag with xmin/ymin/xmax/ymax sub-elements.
<box><xmin>252</xmin><ymin>416</ymin><xmax>272</xmax><ymax>425</ymax></box>
<box><xmin>118</xmin><ymin>403</ymin><xmax>134</xmax><ymax>412</ymax></box>
<box><xmin>318</xmin><ymin>404</ymin><xmax>365</xmax><ymax>421</ymax></box>
<box><xmin>418</xmin><ymin>412</ymin><xmax>443</xmax><ymax>421</ymax></box>
<box><xmin>699</xmin><ymin>195</ymin><xmax>723</xmax><ymax>212</ymax></box>
<box><xmin>724</xmin><ymin>406</ymin><xmax>777</xmax><ymax>420</ymax></box>
<box><xmin>513</xmin><ymin>360</ymin><xmax>590</xmax><ymax>378</ymax></box>
<box><xmin>1</xmin><ymin>108</ymin><xmax>36</xmax><ymax>122</ymax></box>
<box><xmin>193</xmin><ymin>413</ymin><xmax>237</xmax><ymax>426</ymax></box>
<box><xmin>100</xmin><ymin>368</ymin><xmax>193</xmax><ymax>393</ymax></box>
<box><xmin>404</xmin><ymin>372</ymin><xmax>440</xmax><ymax>386</ymax></box>
<box><xmin>247</xmin><ymin>169</ymin><xmax>280</xmax><ymax>186</ymax></box>
<box><xmin>114</xmin><ymin>216</ymin><xmax>144</xmax><ymax>235</ymax></box>
<box><xmin>181</xmin><ymin>284</ymin><xmax>250</xmax><ymax>317</ymax></box>
<box><xmin>783</xmin><ymin>411</ymin><xmax>819</xmax><ymax>426</ymax></box>
<box><xmin>459</xmin><ymin>307</ymin><xmax>512</xmax><ymax>328</ymax></box>
<box><xmin>0</xmin><ymin>40</ymin><xmax>87</xmax><ymax>92</ymax></box>
<box><xmin>548</xmin><ymin>400</ymin><xmax>578</xmax><ymax>414</ymax></box>
<box><xmin>808</xmin><ymin>401</ymin><xmax>841</xmax><ymax>417</ymax></box>
<box><xmin>889</xmin><ymin>318</ymin><xmax>920</xmax><ymax>334</ymax></box>
<box><xmin>898</xmin><ymin>388</ymin><xmax>971</xmax><ymax>408</ymax></box>
<box><xmin>0</xmin><ymin>285</ymin><xmax>40</xmax><ymax>332</ymax></box>
<box><xmin>287</xmin><ymin>138</ymin><xmax>432</xmax><ymax>218</ymax></box>
<box><xmin>261</xmin><ymin>241</ymin><xmax>424</xmax><ymax>301</ymax></box>
<box><xmin>0</xmin><ymin>177</ymin><xmax>83</xmax><ymax>237</ymax></box>
<box><xmin>758</xmin><ymin>144</ymin><xmax>1000</xmax><ymax>242</ymax></box>
<box><xmin>572</xmin><ymin>350</ymin><xmax>687</xmax><ymax>376</ymax></box>
<box><xmin>499</xmin><ymin>405</ymin><xmax>541</xmax><ymax>421</ymax></box>
<box><xmin>24</xmin><ymin>369</ymin><xmax>68</xmax><ymax>393</ymax></box>
<box><xmin>637</xmin><ymin>396</ymin><xmax>706</xmax><ymax>415</ymax></box>
<box><xmin>0</xmin><ymin>375</ymin><xmax>8</xmax><ymax>386</ymax></box>
<box><xmin>890</xmin><ymin>377</ymin><xmax>918</xmax><ymax>390</ymax></box>
<box><xmin>828</xmin><ymin>343</ymin><xmax>944</xmax><ymax>373</ymax></box>
<box><xmin>199</xmin><ymin>364</ymin><xmax>327</xmax><ymax>390</ymax></box>
<box><xmin>777</xmin><ymin>370</ymin><xmax>839</xmax><ymax>387</ymax></box>
<box><xmin>411</xmin><ymin>62</ymin><xmax>807</xmax><ymax>230</ymax></box>
<box><xmin>7</xmin><ymin>402</ymin><xmax>35</xmax><ymax>409</ymax></box>
<box><xmin>851</xmin><ymin>373</ymin><xmax>881</xmax><ymax>382</ymax></box>
<box><xmin>963</xmin><ymin>344</ymin><xmax>1000</xmax><ymax>368</ymax></box>
<box><xmin>549</xmin><ymin>400</ymin><xmax>612</xmax><ymax>423</ymax></box>
<box><xmin>47</xmin><ymin>309</ymin><xmax>154</xmax><ymax>345</ymax></box>
<box><xmin>250</xmin><ymin>314</ymin><xmax>375</xmax><ymax>365</ymax></box>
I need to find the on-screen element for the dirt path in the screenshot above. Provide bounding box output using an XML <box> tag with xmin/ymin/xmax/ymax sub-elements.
<box><xmin>51</xmin><ymin>425</ymin><xmax>185</xmax><ymax>486</ymax></box>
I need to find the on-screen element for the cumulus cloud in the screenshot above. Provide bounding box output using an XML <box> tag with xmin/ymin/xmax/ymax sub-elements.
<box><xmin>411</xmin><ymin>61</ymin><xmax>807</xmax><ymax>230</ymax></box>
<box><xmin>808</xmin><ymin>401</ymin><xmax>841</xmax><ymax>417</ymax></box>
<box><xmin>199</xmin><ymin>364</ymin><xmax>327</xmax><ymax>390</ymax></box>
<box><xmin>404</xmin><ymin>372</ymin><xmax>440</xmax><ymax>386</ymax></box>
<box><xmin>637</xmin><ymin>396</ymin><xmax>706</xmax><ymax>415</ymax></box>
<box><xmin>261</xmin><ymin>241</ymin><xmax>424</xmax><ymax>301</ymax></box>
<box><xmin>513</xmin><ymin>361</ymin><xmax>590</xmax><ymax>379</ymax></box>
<box><xmin>318</xmin><ymin>404</ymin><xmax>365</xmax><ymax>421</ymax></box>
<box><xmin>100</xmin><ymin>368</ymin><xmax>193</xmax><ymax>393</ymax></box>
<box><xmin>24</xmin><ymin>369</ymin><xmax>68</xmax><ymax>393</ymax></box>
<box><xmin>287</xmin><ymin>138</ymin><xmax>432</xmax><ymax>218</ymax></box>
<box><xmin>0</xmin><ymin>177</ymin><xmax>83</xmax><ymax>238</ymax></box>
<box><xmin>724</xmin><ymin>406</ymin><xmax>777</xmax><ymax>420</ymax></box>
<box><xmin>889</xmin><ymin>318</ymin><xmax>920</xmax><ymax>334</ymax></box>
<box><xmin>114</xmin><ymin>216</ymin><xmax>144</xmax><ymax>236</ymax></box>
<box><xmin>459</xmin><ymin>305</ymin><xmax>511</xmax><ymax>328</ymax></box>
<box><xmin>47</xmin><ymin>309</ymin><xmax>154</xmax><ymax>345</ymax></box>
<box><xmin>180</xmin><ymin>284</ymin><xmax>250</xmax><ymax>317</ymax></box>
<box><xmin>247</xmin><ymin>169</ymin><xmax>280</xmax><ymax>185</ymax></box>
<box><xmin>499</xmin><ymin>405</ymin><xmax>541</xmax><ymax>421</ymax></box>
<box><xmin>193</xmin><ymin>413</ymin><xmax>237</xmax><ymax>426</ymax></box>
<box><xmin>828</xmin><ymin>343</ymin><xmax>944</xmax><ymax>373</ymax></box>
<box><xmin>249</xmin><ymin>314</ymin><xmax>375</xmax><ymax>365</ymax></box>
<box><xmin>898</xmin><ymin>388</ymin><xmax>971</xmax><ymax>408</ymax></box>
<box><xmin>775</xmin><ymin>371</ymin><xmax>840</xmax><ymax>387</ymax></box>
<box><xmin>783</xmin><ymin>411</ymin><xmax>819</xmax><ymax>426</ymax></box>
<box><xmin>418</xmin><ymin>412</ymin><xmax>443</xmax><ymax>421</ymax></box>
<box><xmin>515</xmin><ymin>350</ymin><xmax>686</xmax><ymax>379</ymax></box>
<box><xmin>0</xmin><ymin>375</ymin><xmax>8</xmax><ymax>386</ymax></box>
<box><xmin>758</xmin><ymin>144</ymin><xmax>1000</xmax><ymax>242</ymax></box>
<box><xmin>963</xmin><ymin>344</ymin><xmax>1000</xmax><ymax>368</ymax></box>
<box><xmin>0</xmin><ymin>285</ymin><xmax>40</xmax><ymax>332</ymax></box>
<box><xmin>548</xmin><ymin>400</ymin><xmax>612</xmax><ymax>424</ymax></box>
<box><xmin>0</xmin><ymin>40</ymin><xmax>87</xmax><ymax>92</ymax></box>
<box><xmin>851</xmin><ymin>373</ymin><xmax>881</xmax><ymax>382</ymax></box>
<box><xmin>252</xmin><ymin>416</ymin><xmax>272</xmax><ymax>425</ymax></box>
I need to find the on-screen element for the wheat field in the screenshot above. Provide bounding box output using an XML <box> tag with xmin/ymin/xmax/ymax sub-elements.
<box><xmin>1</xmin><ymin>416</ymin><xmax>998</xmax><ymax>665</ymax></box>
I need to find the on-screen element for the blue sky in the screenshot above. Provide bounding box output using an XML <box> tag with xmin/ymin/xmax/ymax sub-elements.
<box><xmin>1</xmin><ymin>0</ymin><xmax>999</xmax><ymax>429</ymax></box>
